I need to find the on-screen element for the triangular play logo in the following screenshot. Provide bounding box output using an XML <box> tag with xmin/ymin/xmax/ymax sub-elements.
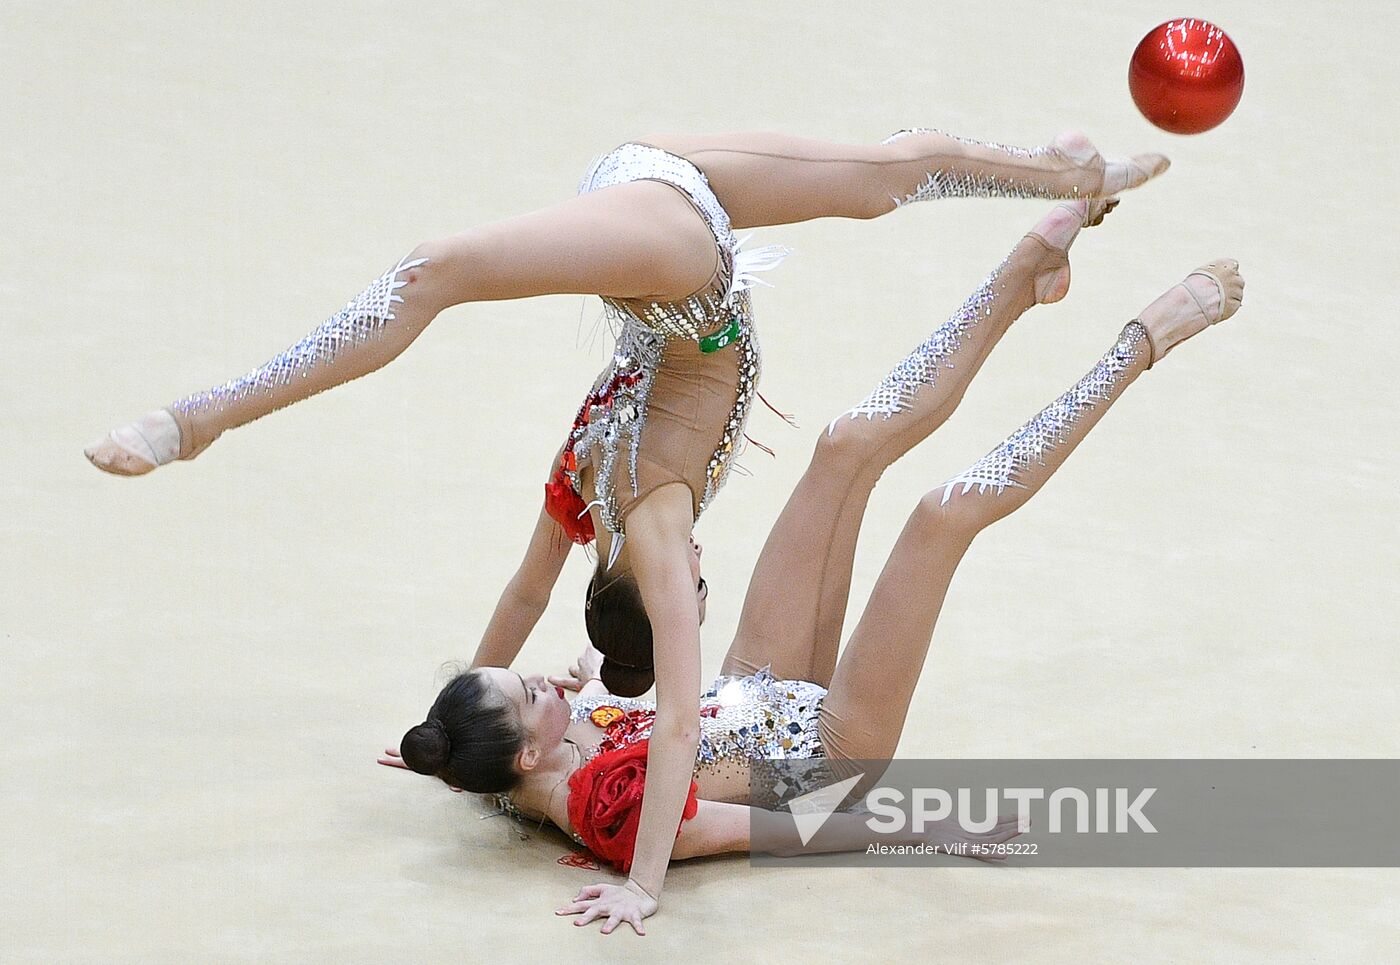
<box><xmin>787</xmin><ymin>772</ymin><xmax>866</xmax><ymax>846</ymax></box>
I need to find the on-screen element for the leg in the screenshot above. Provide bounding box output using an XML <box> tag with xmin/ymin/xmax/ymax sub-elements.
<box><xmin>721</xmin><ymin>200</ymin><xmax>1103</xmax><ymax>685</ymax></box>
<box><xmin>85</xmin><ymin>182</ymin><xmax>719</xmax><ymax>474</ymax></box>
<box><xmin>818</xmin><ymin>260</ymin><xmax>1245</xmax><ymax>761</ymax></box>
<box><xmin>639</xmin><ymin>129</ymin><xmax>1168</xmax><ymax>228</ymax></box>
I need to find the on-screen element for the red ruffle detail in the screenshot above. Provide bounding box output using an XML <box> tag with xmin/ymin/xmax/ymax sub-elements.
<box><xmin>545</xmin><ymin>466</ymin><xmax>595</xmax><ymax>546</ymax></box>
<box><xmin>566</xmin><ymin>738</ymin><xmax>699</xmax><ymax>873</ymax></box>
<box><xmin>598</xmin><ymin>709</ymin><xmax>655</xmax><ymax>752</ymax></box>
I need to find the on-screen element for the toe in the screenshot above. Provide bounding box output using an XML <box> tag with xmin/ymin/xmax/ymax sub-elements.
<box><xmin>84</xmin><ymin>442</ymin><xmax>120</xmax><ymax>474</ymax></box>
<box><xmin>84</xmin><ymin>437</ymin><xmax>153</xmax><ymax>476</ymax></box>
<box><xmin>1114</xmin><ymin>154</ymin><xmax>1170</xmax><ymax>192</ymax></box>
<box><xmin>84</xmin><ymin>437</ymin><xmax>116</xmax><ymax>469</ymax></box>
<box><xmin>1134</xmin><ymin>153</ymin><xmax>1171</xmax><ymax>178</ymax></box>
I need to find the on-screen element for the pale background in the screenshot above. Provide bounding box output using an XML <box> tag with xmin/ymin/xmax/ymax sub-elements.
<box><xmin>3</xmin><ymin>0</ymin><xmax>1397</xmax><ymax>961</ymax></box>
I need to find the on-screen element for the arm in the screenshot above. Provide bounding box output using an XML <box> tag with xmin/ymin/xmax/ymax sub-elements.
<box><xmin>615</xmin><ymin>485</ymin><xmax>701</xmax><ymax>899</ymax></box>
<box><xmin>672</xmin><ymin>801</ymin><xmax>1026</xmax><ymax>860</ymax></box>
<box><xmin>670</xmin><ymin>801</ymin><xmax>750</xmax><ymax>858</ymax></box>
<box><xmin>556</xmin><ymin>484</ymin><xmax>700</xmax><ymax>934</ymax></box>
<box><xmin>470</xmin><ymin>502</ymin><xmax>571</xmax><ymax>669</ymax></box>
<box><xmin>670</xmin><ymin>801</ymin><xmax>896</xmax><ymax>859</ymax></box>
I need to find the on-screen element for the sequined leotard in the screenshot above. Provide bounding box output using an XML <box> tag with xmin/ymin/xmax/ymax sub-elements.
<box><xmin>545</xmin><ymin>143</ymin><xmax>787</xmax><ymax>566</ymax></box>
<box><xmin>571</xmin><ymin>665</ymin><xmax>828</xmax><ymax>774</ymax></box>
<box><xmin>490</xmin><ymin>667</ymin><xmax>826</xmax><ymax>847</ymax></box>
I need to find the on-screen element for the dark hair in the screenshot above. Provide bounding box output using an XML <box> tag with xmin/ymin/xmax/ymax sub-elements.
<box><xmin>584</xmin><ymin>569</ymin><xmax>655</xmax><ymax>698</ymax></box>
<box><xmin>399</xmin><ymin>671</ymin><xmax>524</xmax><ymax>793</ymax></box>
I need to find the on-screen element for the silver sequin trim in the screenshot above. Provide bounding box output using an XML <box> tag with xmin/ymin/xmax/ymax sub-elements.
<box><xmin>171</xmin><ymin>254</ymin><xmax>428</xmax><ymax>415</ymax></box>
<box><xmin>881</xmin><ymin>128</ymin><xmax>1079</xmax><ymax>206</ymax></box>
<box><xmin>567</xmin><ymin>143</ymin><xmax>767</xmax><ymax>545</ymax></box>
<box><xmin>566</xmin><ymin>318</ymin><xmax>665</xmax><ymax>540</ymax></box>
<box><xmin>580</xmin><ymin>142</ymin><xmax>737</xmax><ymax>340</ymax></box>
<box><xmin>570</xmin><ymin>666</ymin><xmax>828</xmax><ymax>774</ymax></box>
<box><xmin>937</xmin><ymin>322</ymin><xmax>1149</xmax><ymax>503</ymax></box>
<box><xmin>700</xmin><ymin>290</ymin><xmax>761</xmax><ymax>514</ymax></box>
<box><xmin>830</xmin><ymin>258</ymin><xmax>1008</xmax><ymax>431</ymax></box>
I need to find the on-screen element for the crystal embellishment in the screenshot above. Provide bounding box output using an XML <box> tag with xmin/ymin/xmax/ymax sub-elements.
<box><xmin>171</xmin><ymin>253</ymin><xmax>429</xmax><ymax>415</ymax></box>
<box><xmin>937</xmin><ymin>322</ymin><xmax>1149</xmax><ymax>503</ymax></box>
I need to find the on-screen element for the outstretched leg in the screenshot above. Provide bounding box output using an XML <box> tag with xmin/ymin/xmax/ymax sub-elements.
<box><xmin>639</xmin><ymin>129</ymin><xmax>1167</xmax><ymax>227</ymax></box>
<box><xmin>817</xmin><ymin>260</ymin><xmax>1245</xmax><ymax>762</ymax></box>
<box><xmin>721</xmin><ymin>199</ymin><xmax>1109</xmax><ymax>685</ymax></box>
<box><xmin>84</xmin><ymin>181</ymin><xmax>721</xmax><ymax>474</ymax></box>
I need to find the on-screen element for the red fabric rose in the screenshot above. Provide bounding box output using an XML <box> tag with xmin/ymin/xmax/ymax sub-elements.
<box><xmin>544</xmin><ymin>466</ymin><xmax>595</xmax><ymax>546</ymax></box>
<box><xmin>566</xmin><ymin>738</ymin><xmax>699</xmax><ymax>873</ymax></box>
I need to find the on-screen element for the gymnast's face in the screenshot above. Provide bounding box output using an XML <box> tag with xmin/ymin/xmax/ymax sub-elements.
<box><xmin>690</xmin><ymin>535</ymin><xmax>708</xmax><ymax>625</ymax></box>
<box><xmin>478</xmin><ymin>667</ymin><xmax>572</xmax><ymax>756</ymax></box>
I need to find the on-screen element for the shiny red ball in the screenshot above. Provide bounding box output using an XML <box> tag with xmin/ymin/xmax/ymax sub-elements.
<box><xmin>1129</xmin><ymin>18</ymin><xmax>1244</xmax><ymax>134</ymax></box>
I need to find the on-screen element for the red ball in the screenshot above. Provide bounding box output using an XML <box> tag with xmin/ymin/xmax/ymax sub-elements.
<box><xmin>1129</xmin><ymin>18</ymin><xmax>1244</xmax><ymax>134</ymax></box>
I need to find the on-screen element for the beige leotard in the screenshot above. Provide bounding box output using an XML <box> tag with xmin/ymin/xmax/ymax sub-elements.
<box><xmin>547</xmin><ymin>142</ymin><xmax>784</xmax><ymax>564</ymax></box>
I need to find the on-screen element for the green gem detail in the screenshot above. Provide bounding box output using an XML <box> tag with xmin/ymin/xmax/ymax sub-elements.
<box><xmin>699</xmin><ymin>316</ymin><xmax>742</xmax><ymax>354</ymax></box>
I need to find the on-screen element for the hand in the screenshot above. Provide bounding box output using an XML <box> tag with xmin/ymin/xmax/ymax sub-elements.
<box><xmin>549</xmin><ymin>644</ymin><xmax>605</xmax><ymax>692</ymax></box>
<box><xmin>555</xmin><ymin>880</ymin><xmax>657</xmax><ymax>935</ymax></box>
<box><xmin>922</xmin><ymin>812</ymin><xmax>1025</xmax><ymax>862</ymax></box>
<box><xmin>376</xmin><ymin>747</ymin><xmax>462</xmax><ymax>792</ymax></box>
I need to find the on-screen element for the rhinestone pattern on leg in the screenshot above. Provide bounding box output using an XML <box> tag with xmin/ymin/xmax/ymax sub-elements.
<box><xmin>936</xmin><ymin>322</ymin><xmax>1150</xmax><ymax>504</ymax></box>
<box><xmin>171</xmin><ymin>254</ymin><xmax>429</xmax><ymax>416</ymax></box>
<box><xmin>829</xmin><ymin>258</ymin><xmax>1008</xmax><ymax>430</ymax></box>
<box><xmin>882</xmin><ymin>128</ymin><xmax>1082</xmax><ymax>206</ymax></box>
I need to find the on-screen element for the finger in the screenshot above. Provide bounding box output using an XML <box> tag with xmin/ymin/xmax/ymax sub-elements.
<box><xmin>556</xmin><ymin>902</ymin><xmax>590</xmax><ymax>915</ymax></box>
<box><xmin>377</xmin><ymin>757</ymin><xmax>410</xmax><ymax>769</ymax></box>
<box><xmin>574</xmin><ymin>884</ymin><xmax>605</xmax><ymax>901</ymax></box>
<box><xmin>449</xmin><ymin>785</ymin><xmax>463</xmax><ymax>793</ymax></box>
<box><xmin>573</xmin><ymin>906</ymin><xmax>603</xmax><ymax>927</ymax></box>
<box><xmin>384</xmin><ymin>748</ymin><xmax>402</xmax><ymax>758</ymax></box>
<box><xmin>628</xmin><ymin>912</ymin><xmax>646</xmax><ymax>936</ymax></box>
<box><xmin>601</xmin><ymin>912</ymin><xmax>622</xmax><ymax>935</ymax></box>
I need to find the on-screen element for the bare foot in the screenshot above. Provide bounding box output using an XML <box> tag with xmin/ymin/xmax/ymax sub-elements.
<box><xmin>84</xmin><ymin>409</ymin><xmax>182</xmax><ymax>476</ymax></box>
<box><xmin>1137</xmin><ymin>260</ymin><xmax>1246</xmax><ymax>366</ymax></box>
<box><xmin>1052</xmin><ymin>130</ymin><xmax>1170</xmax><ymax>196</ymax></box>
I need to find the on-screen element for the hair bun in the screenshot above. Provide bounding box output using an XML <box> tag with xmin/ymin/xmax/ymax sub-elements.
<box><xmin>600</xmin><ymin>657</ymin><xmax>655</xmax><ymax>699</ymax></box>
<box><xmin>400</xmin><ymin>719</ymin><xmax>451</xmax><ymax>775</ymax></box>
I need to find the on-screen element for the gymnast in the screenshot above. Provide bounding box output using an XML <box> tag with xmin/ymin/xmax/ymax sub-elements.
<box><xmin>379</xmin><ymin>202</ymin><xmax>1242</xmax><ymax>934</ymax></box>
<box><xmin>87</xmin><ymin>128</ymin><xmax>1177</xmax><ymax>931</ymax></box>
